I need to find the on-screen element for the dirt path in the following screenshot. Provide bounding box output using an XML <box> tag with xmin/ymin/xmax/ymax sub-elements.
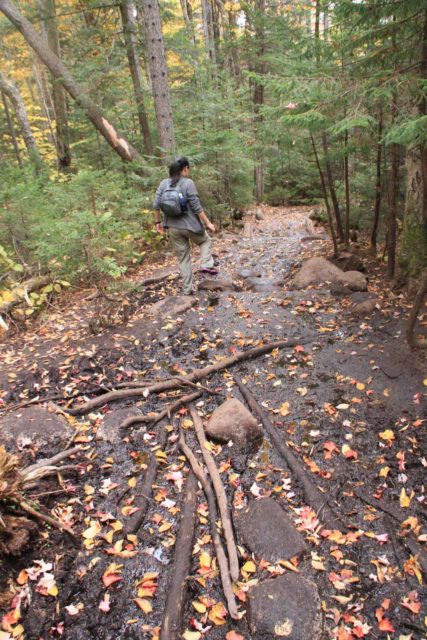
<box><xmin>1</xmin><ymin>206</ymin><xmax>426</xmax><ymax>640</ymax></box>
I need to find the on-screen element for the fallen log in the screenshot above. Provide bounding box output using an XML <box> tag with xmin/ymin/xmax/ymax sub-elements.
<box><xmin>0</xmin><ymin>275</ymin><xmax>51</xmax><ymax>315</ymax></box>
<box><xmin>178</xmin><ymin>430</ymin><xmax>239</xmax><ymax>619</ymax></box>
<box><xmin>120</xmin><ymin>391</ymin><xmax>202</xmax><ymax>430</ymax></box>
<box><xmin>234</xmin><ymin>375</ymin><xmax>341</xmax><ymax>528</ymax></box>
<box><xmin>190</xmin><ymin>405</ymin><xmax>239</xmax><ymax>582</ymax></box>
<box><xmin>69</xmin><ymin>337</ymin><xmax>314</xmax><ymax>416</ymax></box>
<box><xmin>160</xmin><ymin>472</ymin><xmax>198</xmax><ymax>640</ymax></box>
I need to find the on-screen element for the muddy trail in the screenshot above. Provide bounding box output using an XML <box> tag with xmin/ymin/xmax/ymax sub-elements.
<box><xmin>1</xmin><ymin>206</ymin><xmax>426</xmax><ymax>640</ymax></box>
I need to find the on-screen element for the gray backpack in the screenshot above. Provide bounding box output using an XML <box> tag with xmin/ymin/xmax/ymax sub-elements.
<box><xmin>159</xmin><ymin>179</ymin><xmax>187</xmax><ymax>218</ymax></box>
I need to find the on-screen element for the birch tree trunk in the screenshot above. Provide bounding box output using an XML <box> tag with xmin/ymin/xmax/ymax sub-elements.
<box><xmin>0</xmin><ymin>0</ymin><xmax>143</xmax><ymax>164</ymax></box>
<box><xmin>119</xmin><ymin>0</ymin><xmax>154</xmax><ymax>156</ymax></box>
<box><xmin>0</xmin><ymin>70</ymin><xmax>43</xmax><ymax>173</ymax></box>
<box><xmin>138</xmin><ymin>0</ymin><xmax>175</xmax><ymax>157</ymax></box>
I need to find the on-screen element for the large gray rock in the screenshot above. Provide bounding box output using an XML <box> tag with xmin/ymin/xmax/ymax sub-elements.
<box><xmin>0</xmin><ymin>406</ymin><xmax>73</xmax><ymax>451</ymax></box>
<box><xmin>147</xmin><ymin>295</ymin><xmax>196</xmax><ymax>318</ymax></box>
<box><xmin>292</xmin><ymin>257</ymin><xmax>367</xmax><ymax>291</ymax></box>
<box><xmin>247</xmin><ymin>574</ymin><xmax>321</xmax><ymax>639</ymax></box>
<box><xmin>234</xmin><ymin>498</ymin><xmax>305</xmax><ymax>563</ymax></box>
<box><xmin>205</xmin><ymin>398</ymin><xmax>262</xmax><ymax>450</ymax></box>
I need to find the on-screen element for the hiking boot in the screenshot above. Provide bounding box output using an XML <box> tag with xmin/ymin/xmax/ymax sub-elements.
<box><xmin>200</xmin><ymin>267</ymin><xmax>218</xmax><ymax>275</ymax></box>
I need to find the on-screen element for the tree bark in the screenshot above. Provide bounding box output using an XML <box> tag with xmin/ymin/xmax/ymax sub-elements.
<box><xmin>38</xmin><ymin>0</ymin><xmax>72</xmax><ymax>170</ymax></box>
<box><xmin>200</xmin><ymin>0</ymin><xmax>216</xmax><ymax>64</ymax></box>
<box><xmin>1</xmin><ymin>89</ymin><xmax>23</xmax><ymax>167</ymax></box>
<box><xmin>138</xmin><ymin>0</ymin><xmax>175</xmax><ymax>157</ymax></box>
<box><xmin>0</xmin><ymin>69</ymin><xmax>43</xmax><ymax>173</ymax></box>
<box><xmin>225</xmin><ymin>0</ymin><xmax>240</xmax><ymax>79</ymax></box>
<box><xmin>370</xmin><ymin>108</ymin><xmax>383</xmax><ymax>252</ymax></box>
<box><xmin>387</xmin><ymin>91</ymin><xmax>399</xmax><ymax>279</ymax></box>
<box><xmin>406</xmin><ymin>268</ymin><xmax>427</xmax><ymax>348</ymax></box>
<box><xmin>179</xmin><ymin>0</ymin><xmax>197</xmax><ymax>47</ymax></box>
<box><xmin>119</xmin><ymin>0</ymin><xmax>154</xmax><ymax>156</ymax></box>
<box><xmin>253</xmin><ymin>0</ymin><xmax>265</xmax><ymax>203</ymax></box>
<box><xmin>0</xmin><ymin>0</ymin><xmax>144</xmax><ymax>165</ymax></box>
<box><xmin>322</xmin><ymin>132</ymin><xmax>344</xmax><ymax>242</ymax></box>
<box><xmin>343</xmin><ymin>129</ymin><xmax>350</xmax><ymax>247</ymax></box>
<box><xmin>311</xmin><ymin>134</ymin><xmax>338</xmax><ymax>256</ymax></box>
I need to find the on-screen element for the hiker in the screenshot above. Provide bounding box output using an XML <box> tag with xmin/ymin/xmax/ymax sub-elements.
<box><xmin>153</xmin><ymin>157</ymin><xmax>217</xmax><ymax>295</ymax></box>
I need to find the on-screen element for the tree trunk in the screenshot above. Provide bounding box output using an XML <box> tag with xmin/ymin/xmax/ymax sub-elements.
<box><xmin>0</xmin><ymin>70</ymin><xmax>43</xmax><ymax>173</ymax></box>
<box><xmin>1</xmin><ymin>89</ymin><xmax>23</xmax><ymax>167</ymax></box>
<box><xmin>38</xmin><ymin>0</ymin><xmax>72</xmax><ymax>170</ymax></box>
<box><xmin>253</xmin><ymin>0</ymin><xmax>265</xmax><ymax>203</ymax></box>
<box><xmin>119</xmin><ymin>0</ymin><xmax>154</xmax><ymax>156</ymax></box>
<box><xmin>211</xmin><ymin>0</ymin><xmax>221</xmax><ymax>65</ymax></box>
<box><xmin>225</xmin><ymin>0</ymin><xmax>240</xmax><ymax>79</ymax></box>
<box><xmin>311</xmin><ymin>134</ymin><xmax>338</xmax><ymax>257</ymax></box>
<box><xmin>421</xmin><ymin>9</ymin><xmax>427</xmax><ymax>226</ymax></box>
<box><xmin>344</xmin><ymin>129</ymin><xmax>350</xmax><ymax>247</ymax></box>
<box><xmin>138</xmin><ymin>0</ymin><xmax>175</xmax><ymax>157</ymax></box>
<box><xmin>322</xmin><ymin>131</ymin><xmax>344</xmax><ymax>242</ymax></box>
<box><xmin>179</xmin><ymin>0</ymin><xmax>197</xmax><ymax>47</ymax></box>
<box><xmin>0</xmin><ymin>0</ymin><xmax>143</xmax><ymax>165</ymax></box>
<box><xmin>370</xmin><ymin>108</ymin><xmax>383</xmax><ymax>252</ymax></box>
<box><xmin>200</xmin><ymin>0</ymin><xmax>216</xmax><ymax>64</ymax></box>
<box><xmin>387</xmin><ymin>91</ymin><xmax>399</xmax><ymax>280</ymax></box>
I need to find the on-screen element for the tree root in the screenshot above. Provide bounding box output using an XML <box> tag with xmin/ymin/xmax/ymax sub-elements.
<box><xmin>120</xmin><ymin>391</ymin><xmax>202</xmax><ymax>430</ymax></box>
<box><xmin>69</xmin><ymin>337</ymin><xmax>314</xmax><ymax>415</ymax></box>
<box><xmin>178</xmin><ymin>430</ymin><xmax>239</xmax><ymax>619</ymax></box>
<box><xmin>190</xmin><ymin>405</ymin><xmax>240</xmax><ymax>582</ymax></box>
<box><xmin>234</xmin><ymin>375</ymin><xmax>341</xmax><ymax>529</ymax></box>
<box><xmin>160</xmin><ymin>472</ymin><xmax>198</xmax><ymax>640</ymax></box>
<box><xmin>406</xmin><ymin>268</ymin><xmax>427</xmax><ymax>348</ymax></box>
<box><xmin>15</xmin><ymin>498</ymin><xmax>76</xmax><ymax>538</ymax></box>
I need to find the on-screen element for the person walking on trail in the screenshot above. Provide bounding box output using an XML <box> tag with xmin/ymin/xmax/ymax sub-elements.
<box><xmin>153</xmin><ymin>157</ymin><xmax>218</xmax><ymax>296</ymax></box>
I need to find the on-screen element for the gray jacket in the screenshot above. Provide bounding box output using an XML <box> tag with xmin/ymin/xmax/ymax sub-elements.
<box><xmin>153</xmin><ymin>177</ymin><xmax>204</xmax><ymax>233</ymax></box>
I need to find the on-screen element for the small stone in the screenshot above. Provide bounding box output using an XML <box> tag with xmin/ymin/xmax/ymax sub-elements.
<box><xmin>352</xmin><ymin>298</ymin><xmax>378</xmax><ymax>315</ymax></box>
<box><xmin>247</xmin><ymin>574</ymin><xmax>321</xmax><ymax>639</ymax></box>
<box><xmin>234</xmin><ymin>498</ymin><xmax>305</xmax><ymax>563</ymax></box>
<box><xmin>255</xmin><ymin>209</ymin><xmax>265</xmax><ymax>221</ymax></box>
<box><xmin>205</xmin><ymin>398</ymin><xmax>262</xmax><ymax>451</ymax></box>
<box><xmin>198</xmin><ymin>278</ymin><xmax>237</xmax><ymax>292</ymax></box>
<box><xmin>0</xmin><ymin>407</ymin><xmax>72</xmax><ymax>451</ymax></box>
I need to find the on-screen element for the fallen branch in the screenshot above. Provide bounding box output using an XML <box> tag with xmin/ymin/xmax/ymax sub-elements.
<box><xmin>120</xmin><ymin>391</ymin><xmax>202</xmax><ymax>430</ymax></box>
<box><xmin>22</xmin><ymin>446</ymin><xmax>83</xmax><ymax>477</ymax></box>
<box><xmin>190</xmin><ymin>405</ymin><xmax>239</xmax><ymax>582</ymax></box>
<box><xmin>117</xmin><ymin>376</ymin><xmax>218</xmax><ymax>396</ymax></box>
<box><xmin>160</xmin><ymin>472</ymin><xmax>198</xmax><ymax>640</ymax></box>
<box><xmin>22</xmin><ymin>464</ymin><xmax>79</xmax><ymax>490</ymax></box>
<box><xmin>69</xmin><ymin>337</ymin><xmax>314</xmax><ymax>415</ymax></box>
<box><xmin>234</xmin><ymin>375</ymin><xmax>341</xmax><ymax>528</ymax></box>
<box><xmin>15</xmin><ymin>497</ymin><xmax>76</xmax><ymax>538</ymax></box>
<box><xmin>178</xmin><ymin>431</ymin><xmax>239</xmax><ymax>619</ymax></box>
<box><xmin>0</xmin><ymin>275</ymin><xmax>50</xmax><ymax>315</ymax></box>
<box><xmin>124</xmin><ymin>420</ymin><xmax>168</xmax><ymax>535</ymax></box>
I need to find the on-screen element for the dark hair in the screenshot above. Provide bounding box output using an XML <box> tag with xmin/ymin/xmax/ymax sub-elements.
<box><xmin>168</xmin><ymin>156</ymin><xmax>190</xmax><ymax>186</ymax></box>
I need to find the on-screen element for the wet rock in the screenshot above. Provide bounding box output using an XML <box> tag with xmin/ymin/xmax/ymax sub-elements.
<box><xmin>255</xmin><ymin>209</ymin><xmax>265</xmax><ymax>221</ymax></box>
<box><xmin>198</xmin><ymin>278</ymin><xmax>237</xmax><ymax>292</ymax></box>
<box><xmin>330</xmin><ymin>284</ymin><xmax>352</xmax><ymax>297</ymax></box>
<box><xmin>234</xmin><ymin>498</ymin><xmax>305</xmax><ymax>562</ymax></box>
<box><xmin>0</xmin><ymin>407</ymin><xmax>73</xmax><ymax>451</ymax></box>
<box><xmin>97</xmin><ymin>408</ymin><xmax>137</xmax><ymax>443</ymax></box>
<box><xmin>352</xmin><ymin>298</ymin><xmax>378</xmax><ymax>316</ymax></box>
<box><xmin>247</xmin><ymin>573</ymin><xmax>321</xmax><ymax>639</ymax></box>
<box><xmin>292</xmin><ymin>257</ymin><xmax>367</xmax><ymax>291</ymax></box>
<box><xmin>332</xmin><ymin>251</ymin><xmax>365</xmax><ymax>272</ymax></box>
<box><xmin>147</xmin><ymin>295</ymin><xmax>196</xmax><ymax>317</ymax></box>
<box><xmin>205</xmin><ymin>398</ymin><xmax>262</xmax><ymax>450</ymax></box>
<box><xmin>246</xmin><ymin>277</ymin><xmax>280</xmax><ymax>292</ymax></box>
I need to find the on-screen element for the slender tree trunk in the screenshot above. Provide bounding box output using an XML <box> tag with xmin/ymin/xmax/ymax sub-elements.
<box><xmin>253</xmin><ymin>0</ymin><xmax>265</xmax><ymax>203</ymax></box>
<box><xmin>0</xmin><ymin>70</ymin><xmax>43</xmax><ymax>173</ymax></box>
<box><xmin>38</xmin><ymin>0</ymin><xmax>72</xmax><ymax>170</ymax></box>
<box><xmin>211</xmin><ymin>0</ymin><xmax>221</xmax><ymax>65</ymax></box>
<box><xmin>179</xmin><ymin>0</ymin><xmax>197</xmax><ymax>47</ymax></box>
<box><xmin>201</xmin><ymin>0</ymin><xmax>216</xmax><ymax>64</ymax></box>
<box><xmin>0</xmin><ymin>0</ymin><xmax>143</xmax><ymax>164</ymax></box>
<box><xmin>370</xmin><ymin>108</ymin><xmax>383</xmax><ymax>252</ymax></box>
<box><xmin>1</xmin><ymin>89</ymin><xmax>23</xmax><ymax>167</ymax></box>
<box><xmin>138</xmin><ymin>0</ymin><xmax>175</xmax><ymax>157</ymax></box>
<box><xmin>387</xmin><ymin>91</ymin><xmax>399</xmax><ymax>279</ymax></box>
<box><xmin>226</xmin><ymin>0</ymin><xmax>240</xmax><ymax>79</ymax></box>
<box><xmin>311</xmin><ymin>134</ymin><xmax>338</xmax><ymax>257</ymax></box>
<box><xmin>119</xmin><ymin>0</ymin><xmax>154</xmax><ymax>155</ymax></box>
<box><xmin>421</xmin><ymin>9</ymin><xmax>427</xmax><ymax>225</ymax></box>
<box><xmin>344</xmin><ymin>129</ymin><xmax>350</xmax><ymax>247</ymax></box>
<box><xmin>322</xmin><ymin>131</ymin><xmax>344</xmax><ymax>242</ymax></box>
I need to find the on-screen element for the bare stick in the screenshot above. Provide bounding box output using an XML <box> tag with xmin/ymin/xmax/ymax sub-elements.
<box><xmin>22</xmin><ymin>464</ymin><xmax>79</xmax><ymax>489</ymax></box>
<box><xmin>120</xmin><ymin>391</ymin><xmax>202</xmax><ymax>430</ymax></box>
<box><xmin>117</xmin><ymin>377</ymin><xmax>219</xmax><ymax>395</ymax></box>
<box><xmin>178</xmin><ymin>431</ymin><xmax>239</xmax><ymax>619</ymax></box>
<box><xmin>160</xmin><ymin>472</ymin><xmax>198</xmax><ymax>640</ymax></box>
<box><xmin>190</xmin><ymin>405</ymin><xmax>239</xmax><ymax>582</ymax></box>
<box><xmin>22</xmin><ymin>446</ymin><xmax>83</xmax><ymax>477</ymax></box>
<box><xmin>234</xmin><ymin>375</ymin><xmax>341</xmax><ymax>529</ymax></box>
<box><xmin>69</xmin><ymin>337</ymin><xmax>314</xmax><ymax>415</ymax></box>
<box><xmin>16</xmin><ymin>498</ymin><xmax>76</xmax><ymax>538</ymax></box>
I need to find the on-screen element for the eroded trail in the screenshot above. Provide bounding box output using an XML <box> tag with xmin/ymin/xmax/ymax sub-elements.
<box><xmin>1</xmin><ymin>206</ymin><xmax>426</xmax><ymax>640</ymax></box>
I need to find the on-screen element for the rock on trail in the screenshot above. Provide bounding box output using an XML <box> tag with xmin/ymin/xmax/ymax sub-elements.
<box><xmin>205</xmin><ymin>398</ymin><xmax>263</xmax><ymax>451</ymax></box>
<box><xmin>291</xmin><ymin>256</ymin><xmax>367</xmax><ymax>291</ymax></box>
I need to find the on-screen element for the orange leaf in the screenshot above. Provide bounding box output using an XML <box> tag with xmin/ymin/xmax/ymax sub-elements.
<box><xmin>378</xmin><ymin>618</ymin><xmax>395</xmax><ymax>632</ymax></box>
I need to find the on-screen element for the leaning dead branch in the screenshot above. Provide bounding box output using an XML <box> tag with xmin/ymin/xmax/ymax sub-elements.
<box><xmin>190</xmin><ymin>405</ymin><xmax>240</xmax><ymax>582</ymax></box>
<box><xmin>178</xmin><ymin>431</ymin><xmax>239</xmax><ymax>619</ymax></box>
<box><xmin>120</xmin><ymin>391</ymin><xmax>202</xmax><ymax>430</ymax></box>
<box><xmin>69</xmin><ymin>337</ymin><xmax>314</xmax><ymax>415</ymax></box>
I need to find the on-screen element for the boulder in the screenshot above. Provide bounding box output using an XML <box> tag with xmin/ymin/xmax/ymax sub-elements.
<box><xmin>352</xmin><ymin>298</ymin><xmax>378</xmax><ymax>316</ymax></box>
<box><xmin>332</xmin><ymin>251</ymin><xmax>365</xmax><ymax>272</ymax></box>
<box><xmin>234</xmin><ymin>498</ymin><xmax>305</xmax><ymax>563</ymax></box>
<box><xmin>291</xmin><ymin>257</ymin><xmax>367</xmax><ymax>291</ymax></box>
<box><xmin>0</xmin><ymin>406</ymin><xmax>73</xmax><ymax>451</ymax></box>
<box><xmin>198</xmin><ymin>278</ymin><xmax>237</xmax><ymax>292</ymax></box>
<box><xmin>147</xmin><ymin>295</ymin><xmax>196</xmax><ymax>318</ymax></box>
<box><xmin>205</xmin><ymin>398</ymin><xmax>262</xmax><ymax>451</ymax></box>
<box><xmin>255</xmin><ymin>209</ymin><xmax>265</xmax><ymax>221</ymax></box>
<box><xmin>247</xmin><ymin>574</ymin><xmax>321</xmax><ymax>639</ymax></box>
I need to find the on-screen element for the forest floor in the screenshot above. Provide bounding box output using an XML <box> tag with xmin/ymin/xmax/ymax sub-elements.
<box><xmin>0</xmin><ymin>206</ymin><xmax>426</xmax><ymax>640</ymax></box>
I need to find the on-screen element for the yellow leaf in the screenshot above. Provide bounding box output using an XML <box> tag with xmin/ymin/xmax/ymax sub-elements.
<box><xmin>82</xmin><ymin>521</ymin><xmax>101</xmax><ymax>539</ymax></box>
<box><xmin>128</xmin><ymin>477</ymin><xmax>137</xmax><ymax>488</ymax></box>
<box><xmin>356</xmin><ymin>382</ymin><xmax>365</xmax><ymax>391</ymax></box>
<box><xmin>379</xmin><ymin>466</ymin><xmax>390</xmax><ymax>478</ymax></box>
<box><xmin>134</xmin><ymin>598</ymin><xmax>152</xmax><ymax>613</ymax></box>
<box><xmin>379</xmin><ymin>430</ymin><xmax>395</xmax><ymax>444</ymax></box>
<box><xmin>192</xmin><ymin>600</ymin><xmax>207</xmax><ymax>613</ymax></box>
<box><xmin>279</xmin><ymin>402</ymin><xmax>290</xmax><ymax>416</ymax></box>
<box><xmin>199</xmin><ymin>551</ymin><xmax>211</xmax><ymax>568</ymax></box>
<box><xmin>400</xmin><ymin>488</ymin><xmax>412</xmax><ymax>508</ymax></box>
<box><xmin>242</xmin><ymin>560</ymin><xmax>256</xmax><ymax>573</ymax></box>
<box><xmin>182</xmin><ymin>632</ymin><xmax>201</xmax><ymax>640</ymax></box>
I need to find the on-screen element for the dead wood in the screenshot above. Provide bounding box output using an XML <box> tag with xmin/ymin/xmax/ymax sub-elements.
<box><xmin>124</xmin><ymin>419</ymin><xmax>169</xmax><ymax>534</ymax></box>
<box><xmin>178</xmin><ymin>431</ymin><xmax>239</xmax><ymax>619</ymax></box>
<box><xmin>22</xmin><ymin>464</ymin><xmax>79</xmax><ymax>489</ymax></box>
<box><xmin>354</xmin><ymin>489</ymin><xmax>427</xmax><ymax>575</ymax></box>
<box><xmin>120</xmin><ymin>391</ymin><xmax>202</xmax><ymax>429</ymax></box>
<box><xmin>22</xmin><ymin>446</ymin><xmax>83</xmax><ymax>478</ymax></box>
<box><xmin>234</xmin><ymin>375</ymin><xmax>341</xmax><ymax>528</ymax></box>
<box><xmin>16</xmin><ymin>498</ymin><xmax>76</xmax><ymax>538</ymax></box>
<box><xmin>160</xmin><ymin>472</ymin><xmax>198</xmax><ymax>640</ymax></box>
<box><xmin>190</xmin><ymin>405</ymin><xmax>240</xmax><ymax>582</ymax></box>
<box><xmin>406</xmin><ymin>268</ymin><xmax>427</xmax><ymax>348</ymax></box>
<box><xmin>0</xmin><ymin>275</ymin><xmax>51</xmax><ymax>315</ymax></box>
<box><xmin>69</xmin><ymin>337</ymin><xmax>313</xmax><ymax>415</ymax></box>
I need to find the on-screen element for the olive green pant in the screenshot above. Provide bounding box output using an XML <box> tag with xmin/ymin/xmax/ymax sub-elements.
<box><xmin>169</xmin><ymin>228</ymin><xmax>214</xmax><ymax>295</ymax></box>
